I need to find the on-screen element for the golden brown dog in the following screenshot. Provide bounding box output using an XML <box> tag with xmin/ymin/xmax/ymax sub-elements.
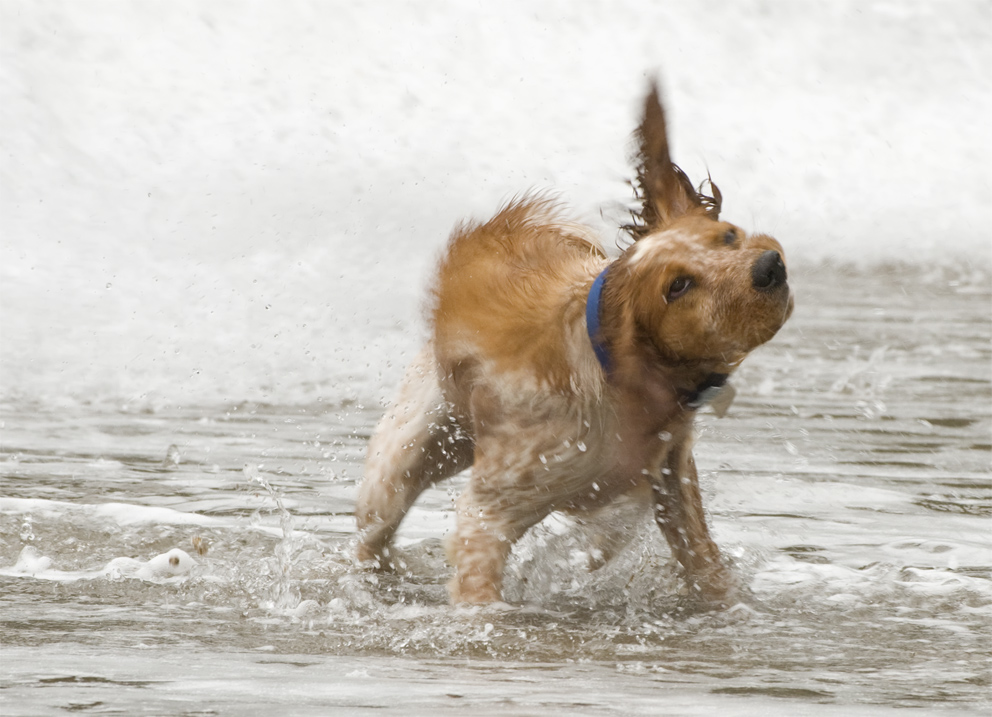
<box><xmin>356</xmin><ymin>82</ymin><xmax>794</xmax><ymax>608</ymax></box>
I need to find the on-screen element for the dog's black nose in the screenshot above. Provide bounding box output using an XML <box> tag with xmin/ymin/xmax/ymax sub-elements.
<box><xmin>752</xmin><ymin>250</ymin><xmax>787</xmax><ymax>290</ymax></box>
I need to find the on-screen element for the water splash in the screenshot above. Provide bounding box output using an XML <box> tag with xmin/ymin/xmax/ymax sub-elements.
<box><xmin>243</xmin><ymin>463</ymin><xmax>302</xmax><ymax>612</ymax></box>
<box><xmin>830</xmin><ymin>345</ymin><xmax>891</xmax><ymax>419</ymax></box>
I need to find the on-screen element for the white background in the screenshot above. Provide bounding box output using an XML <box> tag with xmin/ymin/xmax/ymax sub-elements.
<box><xmin>1</xmin><ymin>0</ymin><xmax>989</xmax><ymax>406</ymax></box>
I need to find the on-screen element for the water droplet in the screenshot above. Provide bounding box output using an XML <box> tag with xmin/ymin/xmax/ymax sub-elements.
<box><xmin>19</xmin><ymin>516</ymin><xmax>34</xmax><ymax>542</ymax></box>
<box><xmin>163</xmin><ymin>444</ymin><xmax>181</xmax><ymax>468</ymax></box>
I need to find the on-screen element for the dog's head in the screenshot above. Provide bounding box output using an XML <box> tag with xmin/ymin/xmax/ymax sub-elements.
<box><xmin>605</xmin><ymin>82</ymin><xmax>793</xmax><ymax>379</ymax></box>
<box><xmin>616</xmin><ymin>215</ymin><xmax>793</xmax><ymax>370</ymax></box>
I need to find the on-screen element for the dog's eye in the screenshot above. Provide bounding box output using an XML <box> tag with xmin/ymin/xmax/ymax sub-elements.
<box><xmin>667</xmin><ymin>277</ymin><xmax>693</xmax><ymax>301</ymax></box>
<box><xmin>723</xmin><ymin>229</ymin><xmax>737</xmax><ymax>246</ymax></box>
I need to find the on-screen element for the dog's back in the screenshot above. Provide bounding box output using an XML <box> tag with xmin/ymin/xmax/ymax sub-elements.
<box><xmin>432</xmin><ymin>198</ymin><xmax>607</xmax><ymax>399</ymax></box>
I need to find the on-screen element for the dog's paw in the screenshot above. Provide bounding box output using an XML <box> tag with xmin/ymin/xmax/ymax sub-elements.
<box><xmin>678</xmin><ymin>568</ymin><xmax>753</xmax><ymax>613</ymax></box>
<box><xmin>355</xmin><ymin>542</ymin><xmax>394</xmax><ymax>572</ymax></box>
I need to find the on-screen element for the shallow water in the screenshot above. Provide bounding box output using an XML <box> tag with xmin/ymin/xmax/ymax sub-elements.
<box><xmin>2</xmin><ymin>265</ymin><xmax>990</xmax><ymax>715</ymax></box>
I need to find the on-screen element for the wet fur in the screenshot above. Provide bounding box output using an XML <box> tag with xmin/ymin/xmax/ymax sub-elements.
<box><xmin>356</xmin><ymin>81</ymin><xmax>794</xmax><ymax>607</ymax></box>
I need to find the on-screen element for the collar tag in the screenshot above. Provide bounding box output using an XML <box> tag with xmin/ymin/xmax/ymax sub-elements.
<box><xmin>685</xmin><ymin>373</ymin><xmax>735</xmax><ymax>417</ymax></box>
<box><xmin>706</xmin><ymin>382</ymin><xmax>737</xmax><ymax>418</ymax></box>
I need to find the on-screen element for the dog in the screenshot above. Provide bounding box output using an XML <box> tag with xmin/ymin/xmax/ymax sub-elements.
<box><xmin>355</xmin><ymin>81</ymin><xmax>793</xmax><ymax>608</ymax></box>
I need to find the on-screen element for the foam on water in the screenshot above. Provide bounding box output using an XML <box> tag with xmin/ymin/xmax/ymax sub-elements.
<box><xmin>4</xmin><ymin>544</ymin><xmax>197</xmax><ymax>583</ymax></box>
<box><xmin>1</xmin><ymin>497</ymin><xmax>229</xmax><ymax>528</ymax></box>
<box><xmin>2</xmin><ymin>487</ymin><xmax>987</xmax><ymax>630</ymax></box>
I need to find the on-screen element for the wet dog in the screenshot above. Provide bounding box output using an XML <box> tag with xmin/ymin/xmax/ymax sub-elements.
<box><xmin>356</xmin><ymin>81</ymin><xmax>793</xmax><ymax>607</ymax></box>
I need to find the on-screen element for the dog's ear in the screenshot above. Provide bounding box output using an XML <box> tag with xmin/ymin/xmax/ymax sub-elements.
<box><xmin>625</xmin><ymin>81</ymin><xmax>721</xmax><ymax>239</ymax></box>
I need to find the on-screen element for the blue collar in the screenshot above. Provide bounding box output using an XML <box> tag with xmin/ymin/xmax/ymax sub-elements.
<box><xmin>586</xmin><ymin>267</ymin><xmax>612</xmax><ymax>373</ymax></box>
<box><xmin>586</xmin><ymin>266</ymin><xmax>728</xmax><ymax>409</ymax></box>
<box><xmin>585</xmin><ymin>266</ymin><xmax>729</xmax><ymax>409</ymax></box>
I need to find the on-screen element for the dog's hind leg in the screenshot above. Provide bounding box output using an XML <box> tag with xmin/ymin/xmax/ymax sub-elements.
<box><xmin>356</xmin><ymin>349</ymin><xmax>474</xmax><ymax>565</ymax></box>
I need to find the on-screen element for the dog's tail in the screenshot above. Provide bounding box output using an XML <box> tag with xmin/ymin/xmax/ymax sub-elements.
<box><xmin>624</xmin><ymin>80</ymin><xmax>722</xmax><ymax>240</ymax></box>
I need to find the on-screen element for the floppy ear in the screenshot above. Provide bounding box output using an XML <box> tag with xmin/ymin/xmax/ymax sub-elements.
<box><xmin>625</xmin><ymin>81</ymin><xmax>721</xmax><ymax>239</ymax></box>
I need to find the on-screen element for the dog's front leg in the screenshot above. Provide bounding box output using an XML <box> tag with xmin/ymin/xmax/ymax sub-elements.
<box><xmin>445</xmin><ymin>451</ymin><xmax>553</xmax><ymax>605</ymax></box>
<box><xmin>650</xmin><ymin>437</ymin><xmax>737</xmax><ymax>608</ymax></box>
<box><xmin>446</xmin><ymin>487</ymin><xmax>515</xmax><ymax>604</ymax></box>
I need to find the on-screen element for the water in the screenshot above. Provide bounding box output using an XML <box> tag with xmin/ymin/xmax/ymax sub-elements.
<box><xmin>2</xmin><ymin>266</ymin><xmax>990</xmax><ymax>715</ymax></box>
<box><xmin>2</xmin><ymin>1</ymin><xmax>991</xmax><ymax>714</ymax></box>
